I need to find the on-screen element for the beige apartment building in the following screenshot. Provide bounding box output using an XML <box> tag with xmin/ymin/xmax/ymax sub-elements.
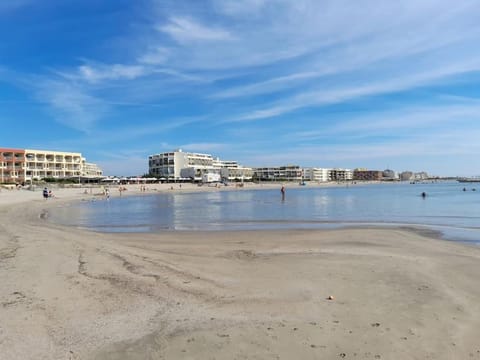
<box><xmin>0</xmin><ymin>147</ymin><xmax>103</xmax><ymax>183</ymax></box>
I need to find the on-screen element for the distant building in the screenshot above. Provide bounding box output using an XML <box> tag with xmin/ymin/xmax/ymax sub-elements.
<box><xmin>328</xmin><ymin>168</ymin><xmax>353</xmax><ymax>181</ymax></box>
<box><xmin>0</xmin><ymin>147</ymin><xmax>102</xmax><ymax>183</ymax></box>
<box><xmin>148</xmin><ymin>149</ymin><xmax>252</xmax><ymax>182</ymax></box>
<box><xmin>253</xmin><ymin>165</ymin><xmax>303</xmax><ymax>182</ymax></box>
<box><xmin>0</xmin><ymin>148</ymin><xmax>24</xmax><ymax>184</ymax></box>
<box><xmin>303</xmin><ymin>168</ymin><xmax>329</xmax><ymax>182</ymax></box>
<box><xmin>149</xmin><ymin>149</ymin><xmax>212</xmax><ymax>181</ymax></box>
<box><xmin>414</xmin><ymin>172</ymin><xmax>429</xmax><ymax>180</ymax></box>
<box><xmin>399</xmin><ymin>171</ymin><xmax>414</xmax><ymax>181</ymax></box>
<box><xmin>353</xmin><ymin>169</ymin><xmax>383</xmax><ymax>181</ymax></box>
<box><xmin>82</xmin><ymin>161</ymin><xmax>104</xmax><ymax>178</ymax></box>
<box><xmin>213</xmin><ymin>159</ymin><xmax>253</xmax><ymax>182</ymax></box>
<box><xmin>382</xmin><ymin>169</ymin><xmax>398</xmax><ymax>180</ymax></box>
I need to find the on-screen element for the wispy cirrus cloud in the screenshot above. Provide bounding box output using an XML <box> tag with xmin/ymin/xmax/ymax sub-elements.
<box><xmin>78</xmin><ymin>64</ymin><xmax>148</xmax><ymax>83</ymax></box>
<box><xmin>158</xmin><ymin>17</ymin><xmax>234</xmax><ymax>43</ymax></box>
<box><xmin>33</xmin><ymin>80</ymin><xmax>109</xmax><ymax>133</ymax></box>
<box><xmin>212</xmin><ymin>0</ymin><xmax>268</xmax><ymax>16</ymax></box>
<box><xmin>288</xmin><ymin>102</ymin><xmax>480</xmax><ymax>143</ymax></box>
<box><xmin>211</xmin><ymin>71</ymin><xmax>322</xmax><ymax>99</ymax></box>
<box><xmin>138</xmin><ymin>47</ymin><xmax>170</xmax><ymax>65</ymax></box>
<box><xmin>228</xmin><ymin>56</ymin><xmax>480</xmax><ymax>122</ymax></box>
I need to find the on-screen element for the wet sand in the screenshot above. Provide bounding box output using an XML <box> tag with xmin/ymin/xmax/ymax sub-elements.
<box><xmin>1</xmin><ymin>186</ymin><xmax>480</xmax><ymax>359</ymax></box>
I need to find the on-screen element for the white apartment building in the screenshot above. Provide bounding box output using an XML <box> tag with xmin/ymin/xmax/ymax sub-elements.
<box><xmin>303</xmin><ymin>167</ymin><xmax>329</xmax><ymax>182</ymax></box>
<box><xmin>149</xmin><ymin>150</ymin><xmax>254</xmax><ymax>182</ymax></box>
<box><xmin>82</xmin><ymin>161</ymin><xmax>104</xmax><ymax>177</ymax></box>
<box><xmin>149</xmin><ymin>149</ymin><xmax>215</xmax><ymax>181</ymax></box>
<box><xmin>253</xmin><ymin>165</ymin><xmax>303</xmax><ymax>182</ymax></box>
<box><xmin>414</xmin><ymin>171</ymin><xmax>429</xmax><ymax>180</ymax></box>
<box><xmin>213</xmin><ymin>159</ymin><xmax>253</xmax><ymax>181</ymax></box>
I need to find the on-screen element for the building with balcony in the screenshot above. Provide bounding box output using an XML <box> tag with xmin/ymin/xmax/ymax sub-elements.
<box><xmin>253</xmin><ymin>165</ymin><xmax>303</xmax><ymax>182</ymax></box>
<box><xmin>149</xmin><ymin>149</ymin><xmax>215</xmax><ymax>181</ymax></box>
<box><xmin>303</xmin><ymin>167</ymin><xmax>329</xmax><ymax>182</ymax></box>
<box><xmin>149</xmin><ymin>149</ymin><xmax>253</xmax><ymax>182</ymax></box>
<box><xmin>24</xmin><ymin>149</ymin><xmax>84</xmax><ymax>180</ymax></box>
<box><xmin>0</xmin><ymin>148</ymin><xmax>26</xmax><ymax>183</ymax></box>
<box><xmin>213</xmin><ymin>159</ymin><xmax>253</xmax><ymax>182</ymax></box>
<box><xmin>1</xmin><ymin>147</ymin><xmax>102</xmax><ymax>183</ymax></box>
<box><xmin>353</xmin><ymin>169</ymin><xmax>383</xmax><ymax>181</ymax></box>
<box><xmin>82</xmin><ymin>161</ymin><xmax>104</xmax><ymax>178</ymax></box>
<box><xmin>328</xmin><ymin>168</ymin><xmax>353</xmax><ymax>181</ymax></box>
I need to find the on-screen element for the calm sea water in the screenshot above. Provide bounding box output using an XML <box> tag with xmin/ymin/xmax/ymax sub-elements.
<box><xmin>49</xmin><ymin>182</ymin><xmax>480</xmax><ymax>244</ymax></box>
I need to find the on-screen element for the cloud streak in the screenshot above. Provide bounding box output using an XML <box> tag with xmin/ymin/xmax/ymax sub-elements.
<box><xmin>158</xmin><ymin>17</ymin><xmax>234</xmax><ymax>43</ymax></box>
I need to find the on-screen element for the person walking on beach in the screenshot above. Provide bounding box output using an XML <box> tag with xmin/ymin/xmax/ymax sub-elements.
<box><xmin>43</xmin><ymin>187</ymin><xmax>49</xmax><ymax>200</ymax></box>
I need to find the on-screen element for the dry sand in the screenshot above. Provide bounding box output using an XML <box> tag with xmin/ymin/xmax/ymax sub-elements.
<box><xmin>1</xmin><ymin>184</ymin><xmax>480</xmax><ymax>359</ymax></box>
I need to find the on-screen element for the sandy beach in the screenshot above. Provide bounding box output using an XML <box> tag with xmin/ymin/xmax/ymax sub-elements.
<box><xmin>1</xmin><ymin>184</ymin><xmax>480</xmax><ymax>359</ymax></box>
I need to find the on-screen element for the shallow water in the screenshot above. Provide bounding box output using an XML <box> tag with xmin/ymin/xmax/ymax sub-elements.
<box><xmin>49</xmin><ymin>182</ymin><xmax>480</xmax><ymax>244</ymax></box>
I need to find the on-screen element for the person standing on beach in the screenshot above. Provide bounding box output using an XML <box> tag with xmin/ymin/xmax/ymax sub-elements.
<box><xmin>43</xmin><ymin>187</ymin><xmax>49</xmax><ymax>199</ymax></box>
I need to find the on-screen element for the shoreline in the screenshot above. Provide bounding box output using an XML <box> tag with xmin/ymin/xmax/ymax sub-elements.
<box><xmin>26</xmin><ymin>182</ymin><xmax>479</xmax><ymax>247</ymax></box>
<box><xmin>1</xmin><ymin>187</ymin><xmax>480</xmax><ymax>359</ymax></box>
<box><xmin>0</xmin><ymin>179</ymin><xmax>394</xmax><ymax>205</ymax></box>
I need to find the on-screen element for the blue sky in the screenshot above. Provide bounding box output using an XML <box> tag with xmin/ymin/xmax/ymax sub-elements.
<box><xmin>1</xmin><ymin>0</ymin><xmax>480</xmax><ymax>176</ymax></box>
